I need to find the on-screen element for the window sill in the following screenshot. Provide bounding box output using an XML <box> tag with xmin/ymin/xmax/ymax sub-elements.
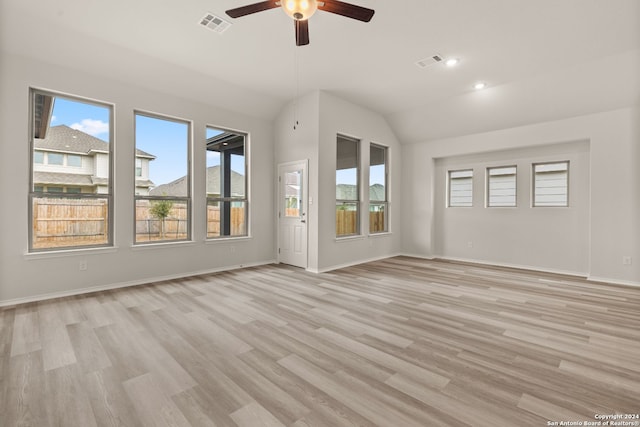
<box><xmin>24</xmin><ymin>246</ymin><xmax>119</xmax><ymax>260</ymax></box>
<box><xmin>369</xmin><ymin>231</ymin><xmax>392</xmax><ymax>238</ymax></box>
<box><xmin>335</xmin><ymin>235</ymin><xmax>365</xmax><ymax>243</ymax></box>
<box><xmin>205</xmin><ymin>236</ymin><xmax>252</xmax><ymax>244</ymax></box>
<box><xmin>131</xmin><ymin>240</ymin><xmax>196</xmax><ymax>251</ymax></box>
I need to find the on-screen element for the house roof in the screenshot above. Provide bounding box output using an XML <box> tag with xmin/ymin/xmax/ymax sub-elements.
<box><xmin>149</xmin><ymin>165</ymin><xmax>244</xmax><ymax>197</ymax></box>
<box><xmin>35</xmin><ymin>125</ymin><xmax>155</xmax><ymax>158</ymax></box>
<box><xmin>34</xmin><ymin>171</ymin><xmax>94</xmax><ymax>186</ymax></box>
<box><xmin>336</xmin><ymin>183</ymin><xmax>385</xmax><ymax>201</ymax></box>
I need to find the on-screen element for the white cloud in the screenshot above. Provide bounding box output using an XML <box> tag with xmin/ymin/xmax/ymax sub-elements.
<box><xmin>70</xmin><ymin>119</ymin><xmax>109</xmax><ymax>136</ymax></box>
<box><xmin>51</xmin><ymin>115</ymin><xmax>57</xmax><ymax>123</ymax></box>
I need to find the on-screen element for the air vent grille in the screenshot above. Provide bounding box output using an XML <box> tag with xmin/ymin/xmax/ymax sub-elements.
<box><xmin>416</xmin><ymin>54</ymin><xmax>443</xmax><ymax>69</ymax></box>
<box><xmin>199</xmin><ymin>13</ymin><xmax>231</xmax><ymax>34</ymax></box>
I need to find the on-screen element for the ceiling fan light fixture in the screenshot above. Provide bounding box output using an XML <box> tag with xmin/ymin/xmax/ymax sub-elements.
<box><xmin>282</xmin><ymin>0</ymin><xmax>317</xmax><ymax>20</ymax></box>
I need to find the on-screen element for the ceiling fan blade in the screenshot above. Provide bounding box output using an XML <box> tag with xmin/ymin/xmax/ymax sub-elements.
<box><xmin>318</xmin><ymin>0</ymin><xmax>374</xmax><ymax>22</ymax></box>
<box><xmin>295</xmin><ymin>19</ymin><xmax>310</xmax><ymax>46</ymax></box>
<box><xmin>226</xmin><ymin>1</ymin><xmax>280</xmax><ymax>18</ymax></box>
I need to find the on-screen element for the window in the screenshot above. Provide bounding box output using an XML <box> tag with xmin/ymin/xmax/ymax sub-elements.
<box><xmin>67</xmin><ymin>154</ymin><xmax>82</xmax><ymax>167</ymax></box>
<box><xmin>135</xmin><ymin>158</ymin><xmax>143</xmax><ymax>177</ymax></box>
<box><xmin>533</xmin><ymin>161</ymin><xmax>569</xmax><ymax>207</ymax></box>
<box><xmin>29</xmin><ymin>89</ymin><xmax>113</xmax><ymax>251</ymax></box>
<box><xmin>134</xmin><ymin>113</ymin><xmax>190</xmax><ymax>244</ymax></box>
<box><xmin>487</xmin><ymin>166</ymin><xmax>517</xmax><ymax>207</ymax></box>
<box><xmin>48</xmin><ymin>152</ymin><xmax>64</xmax><ymax>165</ymax></box>
<box><xmin>205</xmin><ymin>126</ymin><xmax>248</xmax><ymax>238</ymax></box>
<box><xmin>448</xmin><ymin>169</ymin><xmax>473</xmax><ymax>207</ymax></box>
<box><xmin>34</xmin><ymin>151</ymin><xmax>44</xmax><ymax>164</ymax></box>
<box><xmin>369</xmin><ymin>143</ymin><xmax>388</xmax><ymax>233</ymax></box>
<box><xmin>336</xmin><ymin>135</ymin><xmax>360</xmax><ymax>236</ymax></box>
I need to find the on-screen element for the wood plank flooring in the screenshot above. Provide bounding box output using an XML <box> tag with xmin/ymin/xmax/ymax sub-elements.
<box><xmin>1</xmin><ymin>256</ymin><xmax>639</xmax><ymax>426</ymax></box>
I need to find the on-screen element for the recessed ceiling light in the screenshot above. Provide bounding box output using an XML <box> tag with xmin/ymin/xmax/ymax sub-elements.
<box><xmin>474</xmin><ymin>82</ymin><xmax>486</xmax><ymax>90</ymax></box>
<box><xmin>445</xmin><ymin>58</ymin><xmax>459</xmax><ymax>67</ymax></box>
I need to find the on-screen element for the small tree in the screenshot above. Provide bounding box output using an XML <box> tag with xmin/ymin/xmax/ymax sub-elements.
<box><xmin>150</xmin><ymin>199</ymin><xmax>173</xmax><ymax>238</ymax></box>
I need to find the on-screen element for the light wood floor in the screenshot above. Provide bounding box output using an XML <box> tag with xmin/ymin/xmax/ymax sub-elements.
<box><xmin>1</xmin><ymin>257</ymin><xmax>639</xmax><ymax>427</ymax></box>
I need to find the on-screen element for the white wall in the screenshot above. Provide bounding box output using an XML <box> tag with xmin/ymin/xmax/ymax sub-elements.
<box><xmin>402</xmin><ymin>107</ymin><xmax>640</xmax><ymax>285</ymax></box>
<box><xmin>0</xmin><ymin>52</ymin><xmax>276</xmax><ymax>304</ymax></box>
<box><xmin>317</xmin><ymin>92</ymin><xmax>403</xmax><ymax>272</ymax></box>
<box><xmin>274</xmin><ymin>91</ymin><xmax>321</xmax><ymax>271</ymax></box>
<box><xmin>433</xmin><ymin>141</ymin><xmax>590</xmax><ymax>274</ymax></box>
<box><xmin>274</xmin><ymin>91</ymin><xmax>403</xmax><ymax>272</ymax></box>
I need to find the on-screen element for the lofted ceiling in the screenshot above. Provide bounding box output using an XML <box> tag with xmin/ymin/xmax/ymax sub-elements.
<box><xmin>1</xmin><ymin>0</ymin><xmax>639</xmax><ymax>143</ymax></box>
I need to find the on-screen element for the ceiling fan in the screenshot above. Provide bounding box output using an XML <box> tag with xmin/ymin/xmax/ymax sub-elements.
<box><xmin>225</xmin><ymin>0</ymin><xmax>375</xmax><ymax>46</ymax></box>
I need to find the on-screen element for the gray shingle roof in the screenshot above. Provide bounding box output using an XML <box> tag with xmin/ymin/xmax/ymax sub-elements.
<box><xmin>336</xmin><ymin>183</ymin><xmax>385</xmax><ymax>201</ymax></box>
<box><xmin>35</xmin><ymin>125</ymin><xmax>155</xmax><ymax>158</ymax></box>
<box><xmin>149</xmin><ymin>165</ymin><xmax>244</xmax><ymax>197</ymax></box>
<box><xmin>34</xmin><ymin>171</ymin><xmax>94</xmax><ymax>186</ymax></box>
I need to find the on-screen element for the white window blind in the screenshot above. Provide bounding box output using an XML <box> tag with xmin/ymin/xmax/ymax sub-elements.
<box><xmin>533</xmin><ymin>161</ymin><xmax>568</xmax><ymax>207</ymax></box>
<box><xmin>487</xmin><ymin>166</ymin><xmax>516</xmax><ymax>207</ymax></box>
<box><xmin>448</xmin><ymin>169</ymin><xmax>473</xmax><ymax>207</ymax></box>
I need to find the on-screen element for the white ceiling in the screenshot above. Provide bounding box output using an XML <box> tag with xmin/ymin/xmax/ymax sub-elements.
<box><xmin>2</xmin><ymin>0</ymin><xmax>639</xmax><ymax>143</ymax></box>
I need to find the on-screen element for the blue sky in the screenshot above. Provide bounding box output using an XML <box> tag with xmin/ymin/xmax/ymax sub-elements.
<box><xmin>51</xmin><ymin>98</ymin><xmax>110</xmax><ymax>141</ymax></box>
<box><xmin>50</xmin><ymin>96</ymin><xmax>243</xmax><ymax>186</ymax></box>
<box><xmin>52</xmin><ymin>95</ymin><xmax>383</xmax><ymax>189</ymax></box>
<box><xmin>135</xmin><ymin>114</ymin><xmax>189</xmax><ymax>185</ymax></box>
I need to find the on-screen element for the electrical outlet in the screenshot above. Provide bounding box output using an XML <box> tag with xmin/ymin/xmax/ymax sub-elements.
<box><xmin>622</xmin><ymin>256</ymin><xmax>632</xmax><ymax>266</ymax></box>
<box><xmin>229</xmin><ymin>246</ymin><xmax>236</xmax><ymax>253</ymax></box>
<box><xmin>467</xmin><ymin>241</ymin><xmax>473</xmax><ymax>248</ymax></box>
<box><xmin>79</xmin><ymin>260</ymin><xmax>87</xmax><ymax>271</ymax></box>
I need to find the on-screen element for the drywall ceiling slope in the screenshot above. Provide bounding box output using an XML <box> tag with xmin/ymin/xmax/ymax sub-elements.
<box><xmin>1</xmin><ymin>0</ymin><xmax>639</xmax><ymax>142</ymax></box>
<box><xmin>389</xmin><ymin>48</ymin><xmax>640</xmax><ymax>144</ymax></box>
<box><xmin>0</xmin><ymin>2</ymin><xmax>284</xmax><ymax>121</ymax></box>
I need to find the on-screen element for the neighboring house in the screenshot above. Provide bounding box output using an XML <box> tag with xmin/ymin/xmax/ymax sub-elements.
<box><xmin>149</xmin><ymin>165</ymin><xmax>245</xmax><ymax>198</ymax></box>
<box><xmin>336</xmin><ymin>183</ymin><xmax>385</xmax><ymax>201</ymax></box>
<box><xmin>34</xmin><ymin>125</ymin><xmax>155</xmax><ymax>195</ymax></box>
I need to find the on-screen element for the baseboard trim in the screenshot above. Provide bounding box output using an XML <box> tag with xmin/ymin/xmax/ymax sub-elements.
<box><xmin>397</xmin><ymin>253</ymin><xmax>436</xmax><ymax>260</ymax></box>
<box><xmin>0</xmin><ymin>259</ymin><xmax>277</xmax><ymax>308</ymax></box>
<box><xmin>587</xmin><ymin>276</ymin><xmax>640</xmax><ymax>288</ymax></box>
<box><xmin>410</xmin><ymin>255</ymin><xmax>640</xmax><ymax>288</ymax></box>
<box><xmin>431</xmin><ymin>255</ymin><xmax>588</xmax><ymax>278</ymax></box>
<box><xmin>308</xmin><ymin>253</ymin><xmax>403</xmax><ymax>274</ymax></box>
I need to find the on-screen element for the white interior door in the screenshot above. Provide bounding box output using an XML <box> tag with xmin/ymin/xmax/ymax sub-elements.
<box><xmin>278</xmin><ymin>160</ymin><xmax>308</xmax><ymax>268</ymax></box>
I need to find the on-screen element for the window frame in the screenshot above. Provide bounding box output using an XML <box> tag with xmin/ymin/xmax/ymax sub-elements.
<box><xmin>47</xmin><ymin>152</ymin><xmax>64</xmax><ymax>166</ymax></box>
<box><xmin>486</xmin><ymin>165</ymin><xmax>517</xmax><ymax>208</ymax></box>
<box><xmin>447</xmin><ymin>169</ymin><xmax>474</xmax><ymax>208</ymax></box>
<box><xmin>133</xmin><ymin>111</ymin><xmax>192</xmax><ymax>245</ymax></box>
<box><xmin>135</xmin><ymin>158</ymin><xmax>143</xmax><ymax>177</ymax></box>
<box><xmin>33</xmin><ymin>151</ymin><xmax>44</xmax><ymax>164</ymax></box>
<box><xmin>369</xmin><ymin>142</ymin><xmax>389</xmax><ymax>234</ymax></box>
<box><xmin>336</xmin><ymin>134</ymin><xmax>361</xmax><ymax>237</ymax></box>
<box><xmin>67</xmin><ymin>154</ymin><xmax>82</xmax><ymax>167</ymax></box>
<box><xmin>205</xmin><ymin>126</ymin><xmax>249</xmax><ymax>239</ymax></box>
<box><xmin>532</xmin><ymin>160</ymin><xmax>570</xmax><ymax>207</ymax></box>
<box><xmin>28</xmin><ymin>89</ymin><xmax>114</xmax><ymax>252</ymax></box>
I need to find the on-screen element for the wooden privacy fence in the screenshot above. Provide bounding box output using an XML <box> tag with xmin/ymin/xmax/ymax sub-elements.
<box><xmin>32</xmin><ymin>197</ymin><xmax>108</xmax><ymax>248</ymax></box>
<box><xmin>206</xmin><ymin>206</ymin><xmax>246</xmax><ymax>237</ymax></box>
<box><xmin>369</xmin><ymin>211</ymin><xmax>385</xmax><ymax>233</ymax></box>
<box><xmin>135</xmin><ymin>201</ymin><xmax>188</xmax><ymax>241</ymax></box>
<box><xmin>336</xmin><ymin>210</ymin><xmax>386</xmax><ymax>235</ymax></box>
<box><xmin>32</xmin><ymin>198</ymin><xmax>247</xmax><ymax>246</ymax></box>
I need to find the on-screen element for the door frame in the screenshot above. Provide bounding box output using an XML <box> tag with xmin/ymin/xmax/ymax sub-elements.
<box><xmin>277</xmin><ymin>159</ymin><xmax>309</xmax><ymax>268</ymax></box>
